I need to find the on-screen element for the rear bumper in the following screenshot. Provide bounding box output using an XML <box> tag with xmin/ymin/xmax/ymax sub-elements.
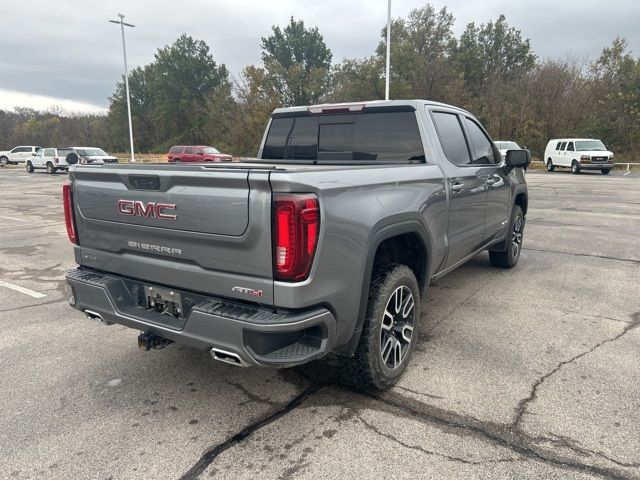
<box><xmin>66</xmin><ymin>268</ymin><xmax>336</xmax><ymax>367</ymax></box>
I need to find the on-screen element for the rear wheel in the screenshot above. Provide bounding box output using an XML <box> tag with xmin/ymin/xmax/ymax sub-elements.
<box><xmin>342</xmin><ymin>264</ymin><xmax>420</xmax><ymax>391</ymax></box>
<box><xmin>571</xmin><ymin>160</ymin><xmax>580</xmax><ymax>174</ymax></box>
<box><xmin>489</xmin><ymin>205</ymin><xmax>524</xmax><ymax>269</ymax></box>
<box><xmin>601</xmin><ymin>169</ymin><xmax>611</xmax><ymax>175</ymax></box>
<box><xmin>546</xmin><ymin>159</ymin><xmax>555</xmax><ymax>172</ymax></box>
<box><xmin>46</xmin><ymin>162</ymin><xmax>56</xmax><ymax>174</ymax></box>
<box><xmin>26</xmin><ymin>161</ymin><xmax>34</xmax><ymax>173</ymax></box>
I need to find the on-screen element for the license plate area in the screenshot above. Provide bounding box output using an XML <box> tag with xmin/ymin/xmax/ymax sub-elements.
<box><xmin>146</xmin><ymin>285</ymin><xmax>183</xmax><ymax>318</ymax></box>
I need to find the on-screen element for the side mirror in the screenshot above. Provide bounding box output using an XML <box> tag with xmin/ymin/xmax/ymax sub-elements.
<box><xmin>505</xmin><ymin>149</ymin><xmax>530</xmax><ymax>168</ymax></box>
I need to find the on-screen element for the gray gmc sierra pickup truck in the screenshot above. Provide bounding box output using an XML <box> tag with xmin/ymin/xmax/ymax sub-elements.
<box><xmin>64</xmin><ymin>100</ymin><xmax>529</xmax><ymax>390</ymax></box>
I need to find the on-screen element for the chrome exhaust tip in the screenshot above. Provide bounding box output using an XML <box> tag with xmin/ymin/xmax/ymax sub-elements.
<box><xmin>210</xmin><ymin>348</ymin><xmax>248</xmax><ymax>367</ymax></box>
<box><xmin>83</xmin><ymin>309</ymin><xmax>112</xmax><ymax>325</ymax></box>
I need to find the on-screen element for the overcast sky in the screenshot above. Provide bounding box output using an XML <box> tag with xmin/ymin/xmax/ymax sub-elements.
<box><xmin>1</xmin><ymin>0</ymin><xmax>638</xmax><ymax>114</ymax></box>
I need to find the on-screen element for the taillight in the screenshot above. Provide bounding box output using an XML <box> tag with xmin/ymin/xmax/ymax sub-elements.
<box><xmin>54</xmin><ymin>157</ymin><xmax>59</xmax><ymax>164</ymax></box>
<box><xmin>62</xmin><ymin>182</ymin><xmax>78</xmax><ymax>244</ymax></box>
<box><xmin>273</xmin><ymin>194</ymin><xmax>319</xmax><ymax>281</ymax></box>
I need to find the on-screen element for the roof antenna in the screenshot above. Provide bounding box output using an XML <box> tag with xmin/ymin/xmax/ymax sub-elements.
<box><xmin>385</xmin><ymin>0</ymin><xmax>391</xmax><ymax>101</ymax></box>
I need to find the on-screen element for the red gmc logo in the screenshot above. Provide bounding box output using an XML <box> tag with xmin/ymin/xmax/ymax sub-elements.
<box><xmin>117</xmin><ymin>200</ymin><xmax>177</xmax><ymax>220</ymax></box>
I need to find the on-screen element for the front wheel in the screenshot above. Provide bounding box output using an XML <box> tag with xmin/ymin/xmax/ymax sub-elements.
<box><xmin>0</xmin><ymin>156</ymin><xmax>8</xmax><ymax>167</ymax></box>
<box><xmin>26</xmin><ymin>161</ymin><xmax>34</xmax><ymax>173</ymax></box>
<box><xmin>546</xmin><ymin>159</ymin><xmax>555</xmax><ymax>172</ymax></box>
<box><xmin>489</xmin><ymin>205</ymin><xmax>524</xmax><ymax>269</ymax></box>
<box><xmin>343</xmin><ymin>264</ymin><xmax>420</xmax><ymax>391</ymax></box>
<box><xmin>571</xmin><ymin>160</ymin><xmax>581</xmax><ymax>174</ymax></box>
<box><xmin>601</xmin><ymin>169</ymin><xmax>611</xmax><ymax>175</ymax></box>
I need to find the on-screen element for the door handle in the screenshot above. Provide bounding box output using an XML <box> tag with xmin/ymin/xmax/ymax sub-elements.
<box><xmin>451</xmin><ymin>181</ymin><xmax>464</xmax><ymax>192</ymax></box>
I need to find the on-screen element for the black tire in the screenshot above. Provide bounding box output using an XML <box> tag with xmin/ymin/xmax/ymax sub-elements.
<box><xmin>571</xmin><ymin>160</ymin><xmax>580</xmax><ymax>174</ymax></box>
<box><xmin>342</xmin><ymin>264</ymin><xmax>420</xmax><ymax>391</ymax></box>
<box><xmin>546</xmin><ymin>158</ymin><xmax>555</xmax><ymax>172</ymax></box>
<box><xmin>489</xmin><ymin>205</ymin><xmax>524</xmax><ymax>269</ymax></box>
<box><xmin>601</xmin><ymin>169</ymin><xmax>611</xmax><ymax>175</ymax></box>
<box><xmin>46</xmin><ymin>162</ymin><xmax>56</xmax><ymax>174</ymax></box>
<box><xmin>26</xmin><ymin>161</ymin><xmax>34</xmax><ymax>173</ymax></box>
<box><xmin>0</xmin><ymin>156</ymin><xmax>8</xmax><ymax>167</ymax></box>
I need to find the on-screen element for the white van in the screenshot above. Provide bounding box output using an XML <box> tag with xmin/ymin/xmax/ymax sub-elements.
<box><xmin>26</xmin><ymin>147</ymin><xmax>78</xmax><ymax>174</ymax></box>
<box><xmin>544</xmin><ymin>139</ymin><xmax>614</xmax><ymax>174</ymax></box>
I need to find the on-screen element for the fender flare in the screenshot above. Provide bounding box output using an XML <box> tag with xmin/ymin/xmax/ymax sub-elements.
<box><xmin>342</xmin><ymin>218</ymin><xmax>432</xmax><ymax>356</ymax></box>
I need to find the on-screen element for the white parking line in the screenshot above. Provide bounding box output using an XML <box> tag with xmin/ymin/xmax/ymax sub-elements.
<box><xmin>0</xmin><ymin>281</ymin><xmax>47</xmax><ymax>298</ymax></box>
<box><xmin>0</xmin><ymin>215</ymin><xmax>27</xmax><ymax>222</ymax></box>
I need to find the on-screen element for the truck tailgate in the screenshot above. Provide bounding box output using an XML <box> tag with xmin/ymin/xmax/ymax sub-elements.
<box><xmin>69</xmin><ymin>165</ymin><xmax>275</xmax><ymax>304</ymax></box>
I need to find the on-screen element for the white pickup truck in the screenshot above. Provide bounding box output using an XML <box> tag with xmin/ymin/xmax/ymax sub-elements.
<box><xmin>0</xmin><ymin>146</ymin><xmax>41</xmax><ymax>166</ymax></box>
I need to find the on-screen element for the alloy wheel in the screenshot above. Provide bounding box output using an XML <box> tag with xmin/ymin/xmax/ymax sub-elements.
<box><xmin>511</xmin><ymin>214</ymin><xmax>523</xmax><ymax>259</ymax></box>
<box><xmin>380</xmin><ymin>286</ymin><xmax>415</xmax><ymax>370</ymax></box>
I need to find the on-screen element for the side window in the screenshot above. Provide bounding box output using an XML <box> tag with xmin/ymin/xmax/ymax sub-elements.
<box><xmin>44</xmin><ymin>148</ymin><xmax>55</xmax><ymax>157</ymax></box>
<box><xmin>463</xmin><ymin>118</ymin><xmax>496</xmax><ymax>165</ymax></box>
<box><xmin>566</xmin><ymin>141</ymin><xmax>575</xmax><ymax>152</ymax></box>
<box><xmin>184</xmin><ymin>147</ymin><xmax>194</xmax><ymax>154</ymax></box>
<box><xmin>431</xmin><ymin>111</ymin><xmax>471</xmax><ymax>167</ymax></box>
<box><xmin>194</xmin><ymin>147</ymin><xmax>203</xmax><ymax>154</ymax></box>
<box><xmin>36</xmin><ymin>150</ymin><xmax>43</xmax><ymax>157</ymax></box>
<box><xmin>559</xmin><ymin>141</ymin><xmax>567</xmax><ymax>151</ymax></box>
<box><xmin>169</xmin><ymin>146</ymin><xmax>180</xmax><ymax>154</ymax></box>
<box><xmin>14</xmin><ymin>147</ymin><xmax>28</xmax><ymax>153</ymax></box>
<box><xmin>555</xmin><ymin>142</ymin><xmax>562</xmax><ymax>150</ymax></box>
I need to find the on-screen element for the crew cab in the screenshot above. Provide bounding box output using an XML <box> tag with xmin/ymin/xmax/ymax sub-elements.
<box><xmin>544</xmin><ymin>138</ymin><xmax>614</xmax><ymax>174</ymax></box>
<box><xmin>0</xmin><ymin>146</ymin><xmax>41</xmax><ymax>166</ymax></box>
<box><xmin>167</xmin><ymin>145</ymin><xmax>232</xmax><ymax>163</ymax></box>
<box><xmin>64</xmin><ymin>100</ymin><xmax>529</xmax><ymax>390</ymax></box>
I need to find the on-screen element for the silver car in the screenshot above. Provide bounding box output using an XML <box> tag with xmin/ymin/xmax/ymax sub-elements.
<box><xmin>70</xmin><ymin>147</ymin><xmax>119</xmax><ymax>165</ymax></box>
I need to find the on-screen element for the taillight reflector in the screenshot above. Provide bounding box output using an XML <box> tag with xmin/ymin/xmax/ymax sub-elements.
<box><xmin>62</xmin><ymin>182</ymin><xmax>78</xmax><ymax>244</ymax></box>
<box><xmin>274</xmin><ymin>194</ymin><xmax>319</xmax><ymax>281</ymax></box>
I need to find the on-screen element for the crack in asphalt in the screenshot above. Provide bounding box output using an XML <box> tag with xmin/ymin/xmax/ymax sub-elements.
<box><xmin>523</xmin><ymin>247</ymin><xmax>640</xmax><ymax>265</ymax></box>
<box><xmin>178</xmin><ymin>384</ymin><xmax>324</xmax><ymax>480</ymax></box>
<box><xmin>354</xmin><ymin>410</ymin><xmax>520</xmax><ymax>466</ymax></box>
<box><xmin>224</xmin><ymin>380</ymin><xmax>282</xmax><ymax>407</ymax></box>
<box><xmin>513</xmin><ymin>312</ymin><xmax>640</xmax><ymax>431</ymax></box>
<box><xmin>0</xmin><ymin>299</ymin><xmax>66</xmax><ymax>313</ymax></box>
<box><xmin>373</xmin><ymin>390</ymin><xmax>633</xmax><ymax>480</ymax></box>
<box><xmin>539</xmin><ymin>434</ymin><xmax>640</xmax><ymax>469</ymax></box>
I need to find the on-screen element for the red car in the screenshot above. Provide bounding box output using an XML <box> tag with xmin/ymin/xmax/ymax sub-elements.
<box><xmin>167</xmin><ymin>145</ymin><xmax>233</xmax><ymax>163</ymax></box>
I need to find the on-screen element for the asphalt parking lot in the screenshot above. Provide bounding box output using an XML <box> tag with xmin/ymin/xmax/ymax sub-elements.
<box><xmin>1</xmin><ymin>168</ymin><xmax>639</xmax><ymax>480</ymax></box>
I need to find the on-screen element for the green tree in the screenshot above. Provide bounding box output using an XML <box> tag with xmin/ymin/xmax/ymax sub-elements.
<box><xmin>454</xmin><ymin>14</ymin><xmax>536</xmax><ymax>93</ymax></box>
<box><xmin>107</xmin><ymin>34</ymin><xmax>230</xmax><ymax>152</ymax></box>
<box><xmin>330</xmin><ymin>57</ymin><xmax>385</xmax><ymax>102</ymax></box>
<box><xmin>261</xmin><ymin>17</ymin><xmax>332</xmax><ymax>106</ymax></box>
<box><xmin>375</xmin><ymin>5</ymin><xmax>463</xmax><ymax>101</ymax></box>
<box><xmin>587</xmin><ymin>38</ymin><xmax>640</xmax><ymax>153</ymax></box>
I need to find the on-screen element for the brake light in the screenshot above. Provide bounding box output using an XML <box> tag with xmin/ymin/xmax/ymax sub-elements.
<box><xmin>62</xmin><ymin>182</ymin><xmax>78</xmax><ymax>244</ymax></box>
<box><xmin>273</xmin><ymin>194</ymin><xmax>319</xmax><ymax>281</ymax></box>
<box><xmin>307</xmin><ymin>103</ymin><xmax>365</xmax><ymax>114</ymax></box>
<box><xmin>54</xmin><ymin>157</ymin><xmax>59</xmax><ymax>164</ymax></box>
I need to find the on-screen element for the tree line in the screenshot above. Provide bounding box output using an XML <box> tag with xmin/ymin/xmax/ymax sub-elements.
<box><xmin>1</xmin><ymin>4</ymin><xmax>639</xmax><ymax>160</ymax></box>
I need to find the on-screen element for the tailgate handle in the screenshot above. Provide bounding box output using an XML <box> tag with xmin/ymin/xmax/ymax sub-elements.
<box><xmin>129</xmin><ymin>175</ymin><xmax>161</xmax><ymax>190</ymax></box>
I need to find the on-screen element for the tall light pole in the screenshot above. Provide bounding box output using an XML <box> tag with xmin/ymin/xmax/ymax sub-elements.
<box><xmin>109</xmin><ymin>13</ymin><xmax>136</xmax><ymax>162</ymax></box>
<box><xmin>385</xmin><ymin>0</ymin><xmax>391</xmax><ymax>101</ymax></box>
